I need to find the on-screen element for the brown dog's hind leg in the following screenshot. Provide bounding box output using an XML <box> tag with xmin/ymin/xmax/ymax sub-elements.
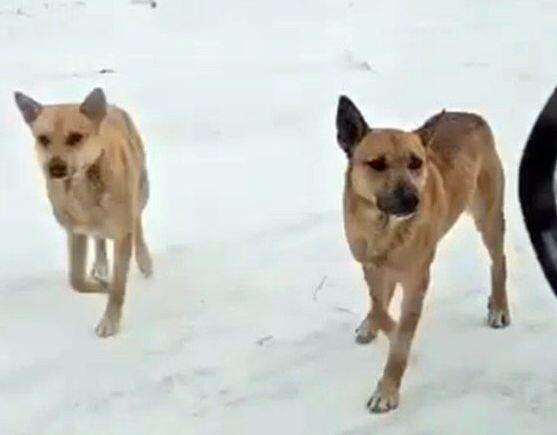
<box><xmin>470</xmin><ymin>165</ymin><xmax>510</xmax><ymax>328</ymax></box>
<box><xmin>134</xmin><ymin>216</ymin><xmax>153</xmax><ymax>278</ymax></box>
<box><xmin>91</xmin><ymin>238</ymin><xmax>109</xmax><ymax>283</ymax></box>
<box><xmin>356</xmin><ymin>265</ymin><xmax>397</xmax><ymax>344</ymax></box>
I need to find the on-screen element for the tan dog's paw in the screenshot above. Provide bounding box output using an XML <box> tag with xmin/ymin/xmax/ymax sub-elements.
<box><xmin>95</xmin><ymin>313</ymin><xmax>121</xmax><ymax>338</ymax></box>
<box><xmin>90</xmin><ymin>262</ymin><xmax>109</xmax><ymax>283</ymax></box>
<box><xmin>355</xmin><ymin>317</ymin><xmax>377</xmax><ymax>344</ymax></box>
<box><xmin>136</xmin><ymin>246</ymin><xmax>153</xmax><ymax>278</ymax></box>
<box><xmin>366</xmin><ymin>380</ymin><xmax>399</xmax><ymax>413</ymax></box>
<box><xmin>488</xmin><ymin>308</ymin><xmax>510</xmax><ymax>328</ymax></box>
<box><xmin>487</xmin><ymin>297</ymin><xmax>510</xmax><ymax>328</ymax></box>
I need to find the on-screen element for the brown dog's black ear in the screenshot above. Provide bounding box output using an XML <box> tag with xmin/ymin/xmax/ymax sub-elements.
<box><xmin>80</xmin><ymin>88</ymin><xmax>107</xmax><ymax>121</ymax></box>
<box><xmin>336</xmin><ymin>95</ymin><xmax>369</xmax><ymax>158</ymax></box>
<box><xmin>14</xmin><ymin>91</ymin><xmax>43</xmax><ymax>124</ymax></box>
<box><xmin>418</xmin><ymin>109</ymin><xmax>447</xmax><ymax>147</ymax></box>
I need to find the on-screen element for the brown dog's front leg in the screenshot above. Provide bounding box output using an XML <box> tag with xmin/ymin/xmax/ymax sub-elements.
<box><xmin>356</xmin><ymin>265</ymin><xmax>397</xmax><ymax>344</ymax></box>
<box><xmin>68</xmin><ymin>233</ymin><xmax>107</xmax><ymax>294</ymax></box>
<box><xmin>367</xmin><ymin>269</ymin><xmax>430</xmax><ymax>413</ymax></box>
<box><xmin>95</xmin><ymin>233</ymin><xmax>132</xmax><ymax>337</ymax></box>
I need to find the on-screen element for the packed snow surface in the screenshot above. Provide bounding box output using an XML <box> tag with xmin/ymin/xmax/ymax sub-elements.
<box><xmin>2</xmin><ymin>1</ymin><xmax>557</xmax><ymax>434</ymax></box>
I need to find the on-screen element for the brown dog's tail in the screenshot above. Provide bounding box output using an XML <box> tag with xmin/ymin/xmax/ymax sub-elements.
<box><xmin>519</xmin><ymin>86</ymin><xmax>557</xmax><ymax>297</ymax></box>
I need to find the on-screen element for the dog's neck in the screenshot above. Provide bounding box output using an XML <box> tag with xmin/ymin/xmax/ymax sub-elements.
<box><xmin>342</xmin><ymin>161</ymin><xmax>446</xmax><ymax>269</ymax></box>
<box><xmin>46</xmin><ymin>150</ymin><xmax>107</xmax><ymax>194</ymax></box>
<box><xmin>344</xmin><ymin>175</ymin><xmax>420</xmax><ymax>266</ymax></box>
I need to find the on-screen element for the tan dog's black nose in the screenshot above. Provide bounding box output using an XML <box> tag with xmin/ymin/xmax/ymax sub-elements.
<box><xmin>48</xmin><ymin>157</ymin><xmax>68</xmax><ymax>179</ymax></box>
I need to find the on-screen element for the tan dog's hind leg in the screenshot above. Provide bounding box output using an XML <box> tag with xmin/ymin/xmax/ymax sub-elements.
<box><xmin>95</xmin><ymin>233</ymin><xmax>132</xmax><ymax>337</ymax></box>
<box><xmin>91</xmin><ymin>238</ymin><xmax>109</xmax><ymax>283</ymax></box>
<box><xmin>470</xmin><ymin>167</ymin><xmax>510</xmax><ymax>328</ymax></box>
<box><xmin>134</xmin><ymin>216</ymin><xmax>153</xmax><ymax>277</ymax></box>
<box><xmin>68</xmin><ymin>233</ymin><xmax>108</xmax><ymax>294</ymax></box>
<box><xmin>356</xmin><ymin>265</ymin><xmax>397</xmax><ymax>344</ymax></box>
<box><xmin>367</xmin><ymin>269</ymin><xmax>429</xmax><ymax>413</ymax></box>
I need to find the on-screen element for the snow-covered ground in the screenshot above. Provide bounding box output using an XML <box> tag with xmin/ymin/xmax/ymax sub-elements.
<box><xmin>2</xmin><ymin>0</ymin><xmax>557</xmax><ymax>433</ymax></box>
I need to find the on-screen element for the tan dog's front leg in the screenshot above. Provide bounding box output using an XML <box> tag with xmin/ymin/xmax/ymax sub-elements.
<box><xmin>367</xmin><ymin>269</ymin><xmax>429</xmax><ymax>413</ymax></box>
<box><xmin>356</xmin><ymin>265</ymin><xmax>397</xmax><ymax>344</ymax></box>
<box><xmin>95</xmin><ymin>233</ymin><xmax>132</xmax><ymax>337</ymax></box>
<box><xmin>91</xmin><ymin>238</ymin><xmax>109</xmax><ymax>283</ymax></box>
<box><xmin>68</xmin><ymin>233</ymin><xmax>107</xmax><ymax>294</ymax></box>
<box><xmin>134</xmin><ymin>216</ymin><xmax>153</xmax><ymax>277</ymax></box>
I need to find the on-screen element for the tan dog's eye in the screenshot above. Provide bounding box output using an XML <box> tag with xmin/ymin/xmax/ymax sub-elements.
<box><xmin>66</xmin><ymin>132</ymin><xmax>83</xmax><ymax>147</ymax></box>
<box><xmin>408</xmin><ymin>155</ymin><xmax>423</xmax><ymax>170</ymax></box>
<box><xmin>368</xmin><ymin>157</ymin><xmax>387</xmax><ymax>172</ymax></box>
<box><xmin>37</xmin><ymin>135</ymin><xmax>50</xmax><ymax>147</ymax></box>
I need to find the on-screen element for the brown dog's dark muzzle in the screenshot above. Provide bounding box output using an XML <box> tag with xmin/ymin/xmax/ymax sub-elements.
<box><xmin>48</xmin><ymin>157</ymin><xmax>68</xmax><ymax>179</ymax></box>
<box><xmin>377</xmin><ymin>185</ymin><xmax>419</xmax><ymax>217</ymax></box>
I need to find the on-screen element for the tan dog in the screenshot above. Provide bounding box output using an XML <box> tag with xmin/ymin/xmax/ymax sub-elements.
<box><xmin>336</xmin><ymin>96</ymin><xmax>510</xmax><ymax>413</ymax></box>
<box><xmin>15</xmin><ymin>88</ymin><xmax>152</xmax><ymax>337</ymax></box>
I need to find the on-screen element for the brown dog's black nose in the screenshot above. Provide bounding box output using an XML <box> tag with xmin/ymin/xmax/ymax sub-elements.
<box><xmin>48</xmin><ymin>158</ymin><xmax>68</xmax><ymax>179</ymax></box>
<box><xmin>378</xmin><ymin>185</ymin><xmax>419</xmax><ymax>217</ymax></box>
<box><xmin>396</xmin><ymin>185</ymin><xmax>419</xmax><ymax>214</ymax></box>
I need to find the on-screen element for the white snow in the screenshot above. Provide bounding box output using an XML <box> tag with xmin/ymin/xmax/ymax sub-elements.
<box><xmin>2</xmin><ymin>0</ymin><xmax>557</xmax><ymax>434</ymax></box>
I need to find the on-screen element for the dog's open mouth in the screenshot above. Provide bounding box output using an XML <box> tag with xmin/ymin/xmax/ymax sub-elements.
<box><xmin>391</xmin><ymin>211</ymin><xmax>417</xmax><ymax>221</ymax></box>
<box><xmin>48</xmin><ymin>168</ymin><xmax>68</xmax><ymax>180</ymax></box>
<box><xmin>377</xmin><ymin>202</ymin><xmax>418</xmax><ymax>220</ymax></box>
<box><xmin>50</xmin><ymin>169</ymin><xmax>68</xmax><ymax>179</ymax></box>
<box><xmin>48</xmin><ymin>159</ymin><xmax>69</xmax><ymax>179</ymax></box>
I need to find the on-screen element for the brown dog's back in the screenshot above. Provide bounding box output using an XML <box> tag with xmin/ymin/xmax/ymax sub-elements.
<box><xmin>416</xmin><ymin>112</ymin><xmax>503</xmax><ymax>233</ymax></box>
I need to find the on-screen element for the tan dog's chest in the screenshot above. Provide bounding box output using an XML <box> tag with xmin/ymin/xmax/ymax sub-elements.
<box><xmin>47</xmin><ymin>168</ymin><xmax>125</xmax><ymax>238</ymax></box>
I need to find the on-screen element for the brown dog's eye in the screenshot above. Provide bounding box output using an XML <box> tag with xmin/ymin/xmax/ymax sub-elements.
<box><xmin>37</xmin><ymin>135</ymin><xmax>50</xmax><ymax>147</ymax></box>
<box><xmin>368</xmin><ymin>157</ymin><xmax>387</xmax><ymax>172</ymax></box>
<box><xmin>66</xmin><ymin>132</ymin><xmax>83</xmax><ymax>147</ymax></box>
<box><xmin>408</xmin><ymin>155</ymin><xmax>423</xmax><ymax>170</ymax></box>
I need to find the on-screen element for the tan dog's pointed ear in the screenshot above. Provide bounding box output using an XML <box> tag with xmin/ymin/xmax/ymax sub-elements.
<box><xmin>14</xmin><ymin>91</ymin><xmax>43</xmax><ymax>124</ymax></box>
<box><xmin>336</xmin><ymin>95</ymin><xmax>369</xmax><ymax>158</ymax></box>
<box><xmin>418</xmin><ymin>109</ymin><xmax>447</xmax><ymax>147</ymax></box>
<box><xmin>80</xmin><ymin>88</ymin><xmax>107</xmax><ymax>121</ymax></box>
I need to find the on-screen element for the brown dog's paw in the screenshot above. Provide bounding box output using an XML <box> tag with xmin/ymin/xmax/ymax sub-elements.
<box><xmin>355</xmin><ymin>317</ymin><xmax>377</xmax><ymax>344</ymax></box>
<box><xmin>487</xmin><ymin>297</ymin><xmax>510</xmax><ymax>328</ymax></box>
<box><xmin>366</xmin><ymin>380</ymin><xmax>399</xmax><ymax>413</ymax></box>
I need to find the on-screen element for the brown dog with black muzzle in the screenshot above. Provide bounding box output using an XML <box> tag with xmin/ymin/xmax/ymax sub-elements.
<box><xmin>15</xmin><ymin>88</ymin><xmax>153</xmax><ymax>337</ymax></box>
<box><xmin>336</xmin><ymin>96</ymin><xmax>510</xmax><ymax>413</ymax></box>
